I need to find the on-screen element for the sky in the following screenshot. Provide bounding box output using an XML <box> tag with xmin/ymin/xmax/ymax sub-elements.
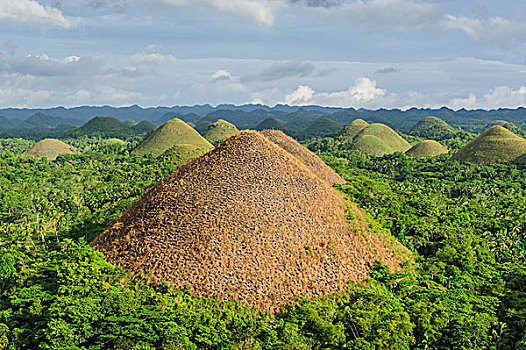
<box><xmin>0</xmin><ymin>0</ymin><xmax>526</xmax><ymax>110</ymax></box>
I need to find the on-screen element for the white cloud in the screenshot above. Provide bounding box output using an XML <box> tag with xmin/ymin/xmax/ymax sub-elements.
<box><xmin>281</xmin><ymin>77</ymin><xmax>385</xmax><ymax>107</ymax></box>
<box><xmin>448</xmin><ymin>86</ymin><xmax>526</xmax><ymax>110</ymax></box>
<box><xmin>442</xmin><ymin>15</ymin><xmax>526</xmax><ymax>44</ymax></box>
<box><xmin>284</xmin><ymin>85</ymin><xmax>314</xmax><ymax>105</ymax></box>
<box><xmin>0</xmin><ymin>0</ymin><xmax>70</xmax><ymax>28</ymax></box>
<box><xmin>129</xmin><ymin>53</ymin><xmax>177</xmax><ymax>65</ymax></box>
<box><xmin>212</xmin><ymin>69</ymin><xmax>232</xmax><ymax>81</ymax></box>
<box><xmin>161</xmin><ymin>0</ymin><xmax>283</xmax><ymax>26</ymax></box>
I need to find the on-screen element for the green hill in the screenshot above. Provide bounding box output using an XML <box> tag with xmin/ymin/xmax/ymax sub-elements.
<box><xmin>304</xmin><ymin>117</ymin><xmax>342</xmax><ymax>138</ymax></box>
<box><xmin>124</xmin><ymin>119</ymin><xmax>138</xmax><ymax>127</ymax></box>
<box><xmin>73</xmin><ymin>116</ymin><xmax>132</xmax><ymax>138</ymax></box>
<box><xmin>410</xmin><ymin>116</ymin><xmax>455</xmax><ymax>139</ymax></box>
<box><xmin>131</xmin><ymin>120</ymin><xmax>156</xmax><ymax>134</ymax></box>
<box><xmin>161</xmin><ymin>144</ymin><xmax>210</xmax><ymax>167</ymax></box>
<box><xmin>483</xmin><ymin>120</ymin><xmax>518</xmax><ymax>133</ymax></box>
<box><xmin>104</xmin><ymin>138</ymin><xmax>126</xmax><ymax>146</ymax></box>
<box><xmin>451</xmin><ymin>126</ymin><xmax>526</xmax><ymax>164</ymax></box>
<box><xmin>340</xmin><ymin>119</ymin><xmax>369</xmax><ymax>140</ymax></box>
<box><xmin>255</xmin><ymin>118</ymin><xmax>287</xmax><ymax>132</ymax></box>
<box><xmin>194</xmin><ymin>121</ymin><xmax>212</xmax><ymax>135</ymax></box>
<box><xmin>132</xmin><ymin>118</ymin><xmax>213</xmax><ymax>157</ymax></box>
<box><xmin>203</xmin><ymin>119</ymin><xmax>239</xmax><ymax>145</ymax></box>
<box><xmin>352</xmin><ymin>134</ymin><xmax>394</xmax><ymax>157</ymax></box>
<box><xmin>23</xmin><ymin>139</ymin><xmax>75</xmax><ymax>160</ymax></box>
<box><xmin>355</xmin><ymin>123</ymin><xmax>411</xmax><ymax>153</ymax></box>
<box><xmin>406</xmin><ymin>140</ymin><xmax>448</xmax><ymax>157</ymax></box>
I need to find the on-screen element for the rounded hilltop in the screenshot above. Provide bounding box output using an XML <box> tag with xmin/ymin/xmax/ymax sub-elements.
<box><xmin>483</xmin><ymin>120</ymin><xmax>518</xmax><ymax>133</ymax></box>
<box><xmin>131</xmin><ymin>120</ymin><xmax>156</xmax><ymax>134</ymax></box>
<box><xmin>451</xmin><ymin>126</ymin><xmax>526</xmax><ymax>164</ymax></box>
<box><xmin>410</xmin><ymin>116</ymin><xmax>455</xmax><ymax>139</ymax></box>
<box><xmin>351</xmin><ymin>123</ymin><xmax>410</xmax><ymax>156</ymax></box>
<box><xmin>406</xmin><ymin>140</ymin><xmax>448</xmax><ymax>158</ymax></box>
<box><xmin>91</xmin><ymin>130</ymin><xmax>401</xmax><ymax>312</ymax></box>
<box><xmin>132</xmin><ymin>118</ymin><xmax>213</xmax><ymax>157</ymax></box>
<box><xmin>203</xmin><ymin>119</ymin><xmax>239</xmax><ymax>144</ymax></box>
<box><xmin>340</xmin><ymin>119</ymin><xmax>369</xmax><ymax>140</ymax></box>
<box><xmin>23</xmin><ymin>138</ymin><xmax>75</xmax><ymax>160</ymax></box>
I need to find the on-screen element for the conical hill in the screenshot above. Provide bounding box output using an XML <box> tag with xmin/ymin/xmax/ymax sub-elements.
<box><xmin>406</xmin><ymin>140</ymin><xmax>448</xmax><ymax>157</ymax></box>
<box><xmin>91</xmin><ymin>130</ymin><xmax>399</xmax><ymax>311</ymax></box>
<box><xmin>132</xmin><ymin>118</ymin><xmax>213</xmax><ymax>157</ymax></box>
<box><xmin>352</xmin><ymin>134</ymin><xmax>393</xmax><ymax>157</ymax></box>
<box><xmin>483</xmin><ymin>120</ymin><xmax>518</xmax><ymax>133</ymax></box>
<box><xmin>261</xmin><ymin>129</ymin><xmax>345</xmax><ymax>185</ymax></box>
<box><xmin>451</xmin><ymin>126</ymin><xmax>526</xmax><ymax>164</ymax></box>
<box><xmin>23</xmin><ymin>138</ymin><xmax>75</xmax><ymax>160</ymax></box>
<box><xmin>340</xmin><ymin>119</ymin><xmax>369</xmax><ymax>140</ymax></box>
<box><xmin>355</xmin><ymin>123</ymin><xmax>410</xmax><ymax>153</ymax></box>
<box><xmin>410</xmin><ymin>116</ymin><xmax>455</xmax><ymax>138</ymax></box>
<box><xmin>203</xmin><ymin>119</ymin><xmax>239</xmax><ymax>145</ymax></box>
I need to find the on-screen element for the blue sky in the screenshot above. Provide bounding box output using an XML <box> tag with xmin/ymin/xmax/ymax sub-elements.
<box><xmin>0</xmin><ymin>0</ymin><xmax>525</xmax><ymax>109</ymax></box>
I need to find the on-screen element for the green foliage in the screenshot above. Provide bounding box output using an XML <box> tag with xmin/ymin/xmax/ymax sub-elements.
<box><xmin>1</xmin><ymin>133</ymin><xmax>526</xmax><ymax>349</ymax></box>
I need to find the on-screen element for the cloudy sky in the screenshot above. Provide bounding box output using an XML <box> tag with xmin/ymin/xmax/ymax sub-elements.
<box><xmin>1</xmin><ymin>0</ymin><xmax>525</xmax><ymax>109</ymax></box>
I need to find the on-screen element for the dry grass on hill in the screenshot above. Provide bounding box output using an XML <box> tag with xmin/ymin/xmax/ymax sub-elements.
<box><xmin>23</xmin><ymin>138</ymin><xmax>75</xmax><ymax>160</ymax></box>
<box><xmin>91</xmin><ymin>130</ymin><xmax>400</xmax><ymax>312</ymax></box>
<box><xmin>260</xmin><ymin>129</ymin><xmax>345</xmax><ymax>185</ymax></box>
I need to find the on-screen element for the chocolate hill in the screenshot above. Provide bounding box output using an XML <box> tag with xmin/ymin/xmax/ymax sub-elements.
<box><xmin>260</xmin><ymin>129</ymin><xmax>345</xmax><ymax>185</ymax></box>
<box><xmin>132</xmin><ymin>118</ymin><xmax>213</xmax><ymax>157</ymax></box>
<box><xmin>23</xmin><ymin>138</ymin><xmax>75</xmax><ymax>160</ymax></box>
<box><xmin>203</xmin><ymin>119</ymin><xmax>239</xmax><ymax>145</ymax></box>
<box><xmin>340</xmin><ymin>119</ymin><xmax>369</xmax><ymax>140</ymax></box>
<box><xmin>406</xmin><ymin>140</ymin><xmax>448</xmax><ymax>158</ymax></box>
<box><xmin>451</xmin><ymin>126</ymin><xmax>526</xmax><ymax>164</ymax></box>
<box><xmin>91</xmin><ymin>130</ymin><xmax>399</xmax><ymax>311</ymax></box>
<box><xmin>410</xmin><ymin>116</ymin><xmax>455</xmax><ymax>139</ymax></box>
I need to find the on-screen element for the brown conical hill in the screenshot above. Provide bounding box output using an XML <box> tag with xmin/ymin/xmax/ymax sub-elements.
<box><xmin>91</xmin><ymin>130</ymin><xmax>399</xmax><ymax>312</ymax></box>
<box><xmin>260</xmin><ymin>129</ymin><xmax>345</xmax><ymax>185</ymax></box>
<box><xmin>23</xmin><ymin>138</ymin><xmax>75</xmax><ymax>160</ymax></box>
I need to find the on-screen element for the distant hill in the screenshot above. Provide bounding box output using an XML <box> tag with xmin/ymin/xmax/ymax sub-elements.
<box><xmin>71</xmin><ymin>116</ymin><xmax>133</xmax><ymax>138</ymax></box>
<box><xmin>406</xmin><ymin>140</ymin><xmax>448</xmax><ymax>157</ymax></box>
<box><xmin>483</xmin><ymin>120</ymin><xmax>518</xmax><ymax>133</ymax></box>
<box><xmin>131</xmin><ymin>120</ymin><xmax>156</xmax><ymax>134</ymax></box>
<box><xmin>23</xmin><ymin>139</ymin><xmax>75</xmax><ymax>160</ymax></box>
<box><xmin>24</xmin><ymin>112</ymin><xmax>81</xmax><ymax>128</ymax></box>
<box><xmin>354</xmin><ymin>123</ymin><xmax>411</xmax><ymax>153</ymax></box>
<box><xmin>255</xmin><ymin>118</ymin><xmax>288</xmax><ymax>132</ymax></box>
<box><xmin>203</xmin><ymin>119</ymin><xmax>239</xmax><ymax>145</ymax></box>
<box><xmin>304</xmin><ymin>117</ymin><xmax>342</xmax><ymax>138</ymax></box>
<box><xmin>340</xmin><ymin>119</ymin><xmax>369</xmax><ymax>140</ymax></box>
<box><xmin>410</xmin><ymin>116</ymin><xmax>455</xmax><ymax>139</ymax></box>
<box><xmin>132</xmin><ymin>118</ymin><xmax>213</xmax><ymax>157</ymax></box>
<box><xmin>124</xmin><ymin>119</ymin><xmax>138</xmax><ymax>127</ymax></box>
<box><xmin>194</xmin><ymin>121</ymin><xmax>212</xmax><ymax>135</ymax></box>
<box><xmin>451</xmin><ymin>126</ymin><xmax>526</xmax><ymax>164</ymax></box>
<box><xmin>104</xmin><ymin>138</ymin><xmax>126</xmax><ymax>146</ymax></box>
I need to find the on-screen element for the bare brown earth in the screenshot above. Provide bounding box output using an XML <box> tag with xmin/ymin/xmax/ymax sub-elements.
<box><xmin>91</xmin><ymin>130</ymin><xmax>399</xmax><ymax>312</ymax></box>
<box><xmin>260</xmin><ymin>129</ymin><xmax>345</xmax><ymax>185</ymax></box>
